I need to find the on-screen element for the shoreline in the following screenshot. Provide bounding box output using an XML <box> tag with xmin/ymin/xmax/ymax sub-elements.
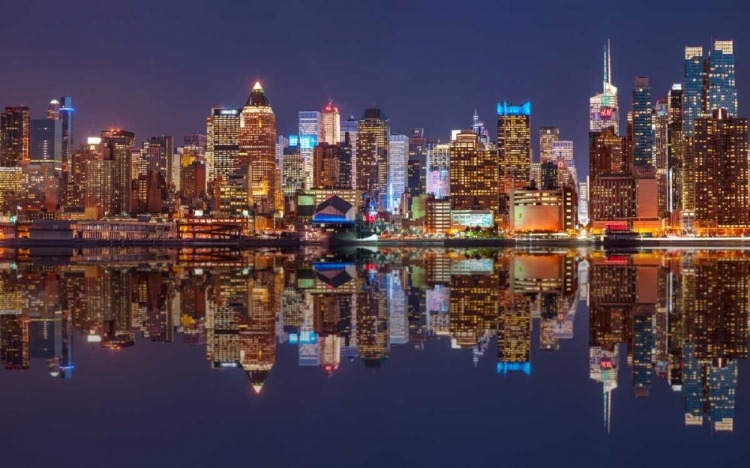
<box><xmin>3</xmin><ymin>236</ymin><xmax>750</xmax><ymax>249</ymax></box>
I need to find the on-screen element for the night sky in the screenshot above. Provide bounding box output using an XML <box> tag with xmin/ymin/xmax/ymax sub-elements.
<box><xmin>2</xmin><ymin>0</ymin><xmax>748</xmax><ymax>178</ymax></box>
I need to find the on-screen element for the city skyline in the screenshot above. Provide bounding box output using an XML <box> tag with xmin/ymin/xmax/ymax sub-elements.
<box><xmin>2</xmin><ymin>1</ymin><xmax>749</xmax><ymax>180</ymax></box>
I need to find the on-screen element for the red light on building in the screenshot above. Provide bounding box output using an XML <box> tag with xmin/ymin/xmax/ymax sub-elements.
<box><xmin>600</xmin><ymin>106</ymin><xmax>614</xmax><ymax>120</ymax></box>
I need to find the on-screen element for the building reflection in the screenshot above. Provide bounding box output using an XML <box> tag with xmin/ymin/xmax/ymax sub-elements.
<box><xmin>0</xmin><ymin>247</ymin><xmax>746</xmax><ymax>433</ymax></box>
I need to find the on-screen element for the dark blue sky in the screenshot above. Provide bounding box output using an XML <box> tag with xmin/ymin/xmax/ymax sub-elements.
<box><xmin>2</xmin><ymin>0</ymin><xmax>747</xmax><ymax>178</ymax></box>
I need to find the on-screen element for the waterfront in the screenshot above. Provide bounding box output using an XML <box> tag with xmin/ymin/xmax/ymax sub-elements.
<box><xmin>0</xmin><ymin>247</ymin><xmax>749</xmax><ymax>467</ymax></box>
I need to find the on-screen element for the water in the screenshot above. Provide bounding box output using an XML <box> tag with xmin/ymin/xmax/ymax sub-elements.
<box><xmin>0</xmin><ymin>247</ymin><xmax>748</xmax><ymax>467</ymax></box>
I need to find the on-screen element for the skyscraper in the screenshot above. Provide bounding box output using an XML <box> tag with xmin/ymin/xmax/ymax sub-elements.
<box><xmin>340</xmin><ymin>116</ymin><xmax>357</xmax><ymax>189</ymax></box>
<box><xmin>693</xmin><ymin>109</ymin><xmax>749</xmax><ymax>229</ymax></box>
<box><xmin>589</xmin><ymin>126</ymin><xmax>625</xmax><ymax>179</ymax></box>
<box><xmin>449</xmin><ymin>131</ymin><xmax>498</xmax><ymax>212</ymax></box>
<box><xmin>29</xmin><ymin>119</ymin><xmax>62</xmax><ymax>169</ymax></box>
<box><xmin>632</xmin><ymin>77</ymin><xmax>654</xmax><ymax>167</ymax></box>
<box><xmin>240</xmin><ymin>82</ymin><xmax>278</xmax><ymax>213</ymax></box>
<box><xmin>683</xmin><ymin>46</ymin><xmax>707</xmax><ymax>137</ymax></box>
<box><xmin>551</xmin><ymin>140</ymin><xmax>576</xmax><ymax>186</ymax></box>
<box><xmin>0</xmin><ymin>106</ymin><xmax>30</xmax><ymax>166</ymax></box>
<box><xmin>356</xmin><ymin>107</ymin><xmax>389</xmax><ymax>210</ymax></box>
<box><xmin>388</xmin><ymin>134</ymin><xmax>408</xmax><ymax>213</ymax></box>
<box><xmin>497</xmin><ymin>101</ymin><xmax>531</xmax><ymax>193</ymax></box>
<box><xmin>101</xmin><ymin>129</ymin><xmax>135</xmax><ymax>216</ymax></box>
<box><xmin>407</xmin><ymin>128</ymin><xmax>427</xmax><ymax>203</ymax></box>
<box><xmin>667</xmin><ymin>84</ymin><xmax>684</xmax><ymax>215</ymax></box>
<box><xmin>59</xmin><ymin>96</ymin><xmax>74</xmax><ymax>171</ymax></box>
<box><xmin>654</xmin><ymin>99</ymin><xmax>670</xmax><ymax>216</ymax></box>
<box><xmin>321</xmin><ymin>99</ymin><xmax>341</xmax><ymax>144</ymax></box>
<box><xmin>206</xmin><ymin>108</ymin><xmax>240</xmax><ymax>185</ymax></box>
<box><xmin>472</xmin><ymin>110</ymin><xmax>490</xmax><ymax>146</ymax></box>
<box><xmin>299</xmin><ymin>111</ymin><xmax>322</xmax><ymax>190</ymax></box>
<box><xmin>708</xmin><ymin>40</ymin><xmax>737</xmax><ymax>117</ymax></box>
<box><xmin>145</xmin><ymin>136</ymin><xmax>174</xmax><ymax>182</ymax></box>
<box><xmin>539</xmin><ymin>126</ymin><xmax>559</xmax><ymax>164</ymax></box>
<box><xmin>590</xmin><ymin>40</ymin><xmax>620</xmax><ymax>134</ymax></box>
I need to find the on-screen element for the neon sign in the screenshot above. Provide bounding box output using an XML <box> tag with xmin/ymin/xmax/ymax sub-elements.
<box><xmin>599</xmin><ymin>106</ymin><xmax>614</xmax><ymax>120</ymax></box>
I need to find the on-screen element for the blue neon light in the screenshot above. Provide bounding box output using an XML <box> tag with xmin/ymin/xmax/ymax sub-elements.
<box><xmin>289</xmin><ymin>333</ymin><xmax>299</xmax><ymax>344</ymax></box>
<box><xmin>313</xmin><ymin>262</ymin><xmax>353</xmax><ymax>270</ymax></box>
<box><xmin>289</xmin><ymin>135</ymin><xmax>299</xmax><ymax>146</ymax></box>
<box><xmin>300</xmin><ymin>331</ymin><xmax>318</xmax><ymax>344</ymax></box>
<box><xmin>497</xmin><ymin>101</ymin><xmax>531</xmax><ymax>116</ymax></box>
<box><xmin>497</xmin><ymin>361</ymin><xmax>531</xmax><ymax>375</ymax></box>
<box><xmin>312</xmin><ymin>214</ymin><xmax>355</xmax><ymax>224</ymax></box>
<box><xmin>60</xmin><ymin>107</ymin><xmax>75</xmax><ymax>112</ymax></box>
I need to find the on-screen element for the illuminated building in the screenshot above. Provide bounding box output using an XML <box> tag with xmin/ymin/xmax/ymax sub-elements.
<box><xmin>708</xmin><ymin>360</ymin><xmax>738</xmax><ymax>432</ymax></box>
<box><xmin>708</xmin><ymin>40</ymin><xmax>737</xmax><ymax>117</ymax></box>
<box><xmin>472</xmin><ymin>110</ymin><xmax>490</xmax><ymax>145</ymax></box>
<box><xmin>30</xmin><ymin>115</ymin><xmax>62</xmax><ymax>172</ymax></box>
<box><xmin>511</xmin><ymin>187</ymin><xmax>576</xmax><ymax>233</ymax></box>
<box><xmin>340</xmin><ymin>116</ymin><xmax>357</xmax><ymax>189</ymax></box>
<box><xmin>20</xmin><ymin>164</ymin><xmax>58</xmax><ymax>211</ymax></box>
<box><xmin>101</xmin><ymin>129</ymin><xmax>135</xmax><ymax>216</ymax></box>
<box><xmin>683</xmin><ymin>46</ymin><xmax>707</xmax><ymax>137</ymax></box>
<box><xmin>590</xmin><ymin>40</ymin><xmax>619</xmax><ymax>135</ymax></box>
<box><xmin>449</xmin><ymin>131</ymin><xmax>498</xmax><ymax>212</ymax></box>
<box><xmin>497</xmin><ymin>101</ymin><xmax>531</xmax><ymax>193</ymax></box>
<box><xmin>299</xmin><ymin>110</ymin><xmax>321</xmax><ymax>190</ymax></box>
<box><xmin>387</xmin><ymin>272</ymin><xmax>408</xmax><ymax>345</ymax></box>
<box><xmin>0</xmin><ymin>167</ymin><xmax>22</xmax><ymax>212</ymax></box>
<box><xmin>426</xmin><ymin>143</ymin><xmax>449</xmax><ymax>199</ymax></box>
<box><xmin>589</xmin><ymin>167</ymin><xmax>659</xmax><ymax>233</ymax></box>
<box><xmin>180</xmin><ymin>161</ymin><xmax>206</xmax><ymax>200</ymax></box>
<box><xmin>632</xmin><ymin>77</ymin><xmax>653</xmax><ymax>167</ymax></box>
<box><xmin>693</xmin><ymin>109</ymin><xmax>749</xmax><ymax>230</ymax></box>
<box><xmin>240</xmin><ymin>82</ymin><xmax>279</xmax><ymax>214</ymax></box>
<box><xmin>144</xmin><ymin>136</ymin><xmax>174</xmax><ymax>182</ymax></box>
<box><xmin>59</xmin><ymin>96</ymin><xmax>73</xmax><ymax>170</ymax></box>
<box><xmin>551</xmin><ymin>140</ymin><xmax>576</xmax><ymax>186</ymax></box>
<box><xmin>407</xmin><ymin>128</ymin><xmax>427</xmax><ymax>207</ymax></box>
<box><xmin>321</xmin><ymin>99</ymin><xmax>340</xmax><ymax>144</ymax></box>
<box><xmin>84</xmin><ymin>158</ymin><xmax>113</xmax><ymax>217</ymax></box>
<box><xmin>578</xmin><ymin>181</ymin><xmax>589</xmax><ymax>226</ymax></box>
<box><xmin>539</xmin><ymin>126</ymin><xmax>559</xmax><ymax>163</ymax></box>
<box><xmin>356</xmin><ymin>107</ymin><xmax>389</xmax><ymax>210</ymax></box>
<box><xmin>667</xmin><ymin>84</ymin><xmax>684</xmax><ymax>214</ymax></box>
<box><xmin>590</xmin><ymin>346</ymin><xmax>619</xmax><ymax>432</ymax></box>
<box><xmin>388</xmin><ymin>134</ymin><xmax>408</xmax><ymax>213</ymax></box>
<box><xmin>530</xmin><ymin>162</ymin><xmax>541</xmax><ymax>187</ymax></box>
<box><xmin>339</xmin><ymin>132</ymin><xmax>353</xmax><ymax>189</ymax></box>
<box><xmin>653</xmin><ymin>98</ymin><xmax>669</xmax><ymax>215</ymax></box>
<box><xmin>282</xmin><ymin>138</ymin><xmax>303</xmax><ymax>197</ymax></box>
<box><xmin>313</xmin><ymin>140</ymin><xmax>352</xmax><ymax>190</ymax></box>
<box><xmin>217</xmin><ymin>165</ymin><xmax>252</xmax><ymax>217</ymax></box>
<box><xmin>0</xmin><ymin>106</ymin><xmax>30</xmax><ymax>166</ymax></box>
<box><xmin>589</xmin><ymin>126</ymin><xmax>625</xmax><ymax>180</ymax></box>
<box><xmin>425</xmin><ymin>196</ymin><xmax>451</xmax><ymax>234</ymax></box>
<box><xmin>206</xmin><ymin>107</ymin><xmax>240</xmax><ymax>184</ymax></box>
<box><xmin>184</xmin><ymin>133</ymin><xmax>206</xmax><ymax>157</ymax></box>
<box><xmin>497</xmin><ymin>296</ymin><xmax>531</xmax><ymax>375</ymax></box>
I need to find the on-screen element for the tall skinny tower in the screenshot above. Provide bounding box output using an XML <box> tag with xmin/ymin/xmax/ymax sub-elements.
<box><xmin>240</xmin><ymin>82</ymin><xmax>278</xmax><ymax>213</ymax></box>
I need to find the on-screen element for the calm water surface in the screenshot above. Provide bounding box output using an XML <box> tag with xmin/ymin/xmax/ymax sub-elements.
<box><xmin>0</xmin><ymin>247</ymin><xmax>748</xmax><ymax>467</ymax></box>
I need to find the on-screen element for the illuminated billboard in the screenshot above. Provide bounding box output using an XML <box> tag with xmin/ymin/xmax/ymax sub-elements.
<box><xmin>599</xmin><ymin>106</ymin><xmax>615</xmax><ymax>120</ymax></box>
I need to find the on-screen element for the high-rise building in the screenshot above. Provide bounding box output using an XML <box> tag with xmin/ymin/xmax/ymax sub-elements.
<box><xmin>497</xmin><ymin>101</ymin><xmax>531</xmax><ymax>193</ymax></box>
<box><xmin>0</xmin><ymin>106</ymin><xmax>30</xmax><ymax>166</ymax></box>
<box><xmin>240</xmin><ymin>82</ymin><xmax>278</xmax><ymax>213</ymax></box>
<box><xmin>551</xmin><ymin>140</ymin><xmax>576</xmax><ymax>186</ymax></box>
<box><xmin>388</xmin><ymin>134</ymin><xmax>408</xmax><ymax>213</ymax></box>
<box><xmin>539</xmin><ymin>126</ymin><xmax>559</xmax><ymax>164</ymax></box>
<box><xmin>590</xmin><ymin>40</ymin><xmax>620</xmax><ymax>135</ymax></box>
<box><xmin>578</xmin><ymin>181</ymin><xmax>589</xmax><ymax>226</ymax></box>
<box><xmin>101</xmin><ymin>129</ymin><xmax>135</xmax><ymax>216</ymax></box>
<box><xmin>683</xmin><ymin>46</ymin><xmax>707</xmax><ymax>138</ymax></box>
<box><xmin>356</xmin><ymin>107</ymin><xmax>389</xmax><ymax>210</ymax></box>
<box><xmin>145</xmin><ymin>136</ymin><xmax>174</xmax><ymax>182</ymax></box>
<box><xmin>667</xmin><ymin>84</ymin><xmax>684</xmax><ymax>214</ymax></box>
<box><xmin>407</xmin><ymin>128</ymin><xmax>427</xmax><ymax>204</ymax></box>
<box><xmin>654</xmin><ymin>99</ymin><xmax>669</xmax><ymax>216</ymax></box>
<box><xmin>708</xmin><ymin>40</ymin><xmax>737</xmax><ymax>117</ymax></box>
<box><xmin>59</xmin><ymin>97</ymin><xmax>74</xmax><ymax>170</ymax></box>
<box><xmin>693</xmin><ymin>109</ymin><xmax>749</xmax><ymax>230</ymax></box>
<box><xmin>206</xmin><ymin>108</ymin><xmax>240</xmax><ymax>184</ymax></box>
<box><xmin>29</xmin><ymin>118</ymin><xmax>62</xmax><ymax>169</ymax></box>
<box><xmin>632</xmin><ymin>77</ymin><xmax>654</xmax><ymax>167</ymax></box>
<box><xmin>321</xmin><ymin>99</ymin><xmax>341</xmax><ymax>145</ymax></box>
<box><xmin>449</xmin><ymin>131</ymin><xmax>498</xmax><ymax>212</ymax></box>
<box><xmin>282</xmin><ymin>138</ymin><xmax>303</xmax><ymax>198</ymax></box>
<box><xmin>46</xmin><ymin>100</ymin><xmax>60</xmax><ymax>120</ymax></box>
<box><xmin>299</xmin><ymin>111</ymin><xmax>322</xmax><ymax>190</ymax></box>
<box><xmin>426</xmin><ymin>143</ymin><xmax>450</xmax><ymax>199</ymax></box>
<box><xmin>339</xmin><ymin>132</ymin><xmax>353</xmax><ymax>190</ymax></box>
<box><xmin>340</xmin><ymin>116</ymin><xmax>357</xmax><ymax>189</ymax></box>
<box><xmin>312</xmin><ymin>143</ymin><xmax>343</xmax><ymax>189</ymax></box>
<box><xmin>589</xmin><ymin>126</ymin><xmax>626</xmax><ymax>179</ymax></box>
<box><xmin>472</xmin><ymin>110</ymin><xmax>490</xmax><ymax>146</ymax></box>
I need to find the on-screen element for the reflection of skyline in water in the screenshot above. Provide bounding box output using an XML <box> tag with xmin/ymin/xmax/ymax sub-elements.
<box><xmin>0</xmin><ymin>248</ymin><xmax>746</xmax><ymax>434</ymax></box>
